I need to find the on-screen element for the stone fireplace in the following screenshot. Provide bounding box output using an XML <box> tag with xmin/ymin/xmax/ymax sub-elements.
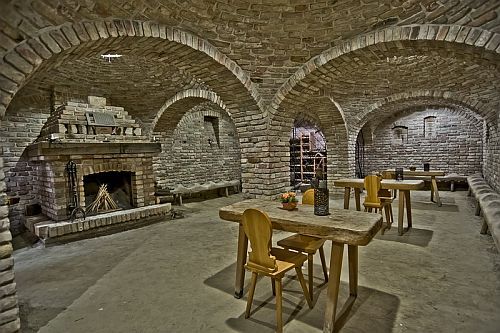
<box><xmin>24</xmin><ymin>96</ymin><xmax>170</xmax><ymax>241</ymax></box>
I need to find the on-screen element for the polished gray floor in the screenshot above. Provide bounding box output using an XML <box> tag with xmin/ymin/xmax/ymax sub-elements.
<box><xmin>13</xmin><ymin>190</ymin><xmax>500</xmax><ymax>332</ymax></box>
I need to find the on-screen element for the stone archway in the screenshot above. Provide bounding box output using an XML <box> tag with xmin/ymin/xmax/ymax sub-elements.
<box><xmin>150</xmin><ymin>94</ymin><xmax>241</xmax><ymax>192</ymax></box>
<box><xmin>149</xmin><ymin>89</ymin><xmax>229</xmax><ymax>135</ymax></box>
<box><xmin>267</xmin><ymin>24</ymin><xmax>499</xmax><ymax>190</ymax></box>
<box><xmin>358</xmin><ymin>96</ymin><xmax>485</xmax><ymax>177</ymax></box>
<box><xmin>0</xmin><ymin>20</ymin><xmax>263</xmax><ymax>119</ymax></box>
<box><xmin>357</xmin><ymin>90</ymin><xmax>485</xmax><ymax>130</ymax></box>
<box><xmin>267</xmin><ymin>94</ymin><xmax>349</xmax><ymax>194</ymax></box>
<box><xmin>269</xmin><ymin>24</ymin><xmax>499</xmax><ymax>117</ymax></box>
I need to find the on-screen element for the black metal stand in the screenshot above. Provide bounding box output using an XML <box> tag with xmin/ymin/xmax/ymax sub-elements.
<box><xmin>66</xmin><ymin>161</ymin><xmax>86</xmax><ymax>221</ymax></box>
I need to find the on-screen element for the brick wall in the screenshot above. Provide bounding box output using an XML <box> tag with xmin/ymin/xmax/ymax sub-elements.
<box><xmin>0</xmin><ymin>157</ymin><xmax>20</xmax><ymax>332</ymax></box>
<box><xmin>483</xmin><ymin>113</ymin><xmax>499</xmax><ymax>192</ymax></box>
<box><xmin>0</xmin><ymin>106</ymin><xmax>50</xmax><ymax>235</ymax></box>
<box><xmin>363</xmin><ymin>108</ymin><xmax>483</xmax><ymax>176</ymax></box>
<box><xmin>153</xmin><ymin>103</ymin><xmax>241</xmax><ymax>190</ymax></box>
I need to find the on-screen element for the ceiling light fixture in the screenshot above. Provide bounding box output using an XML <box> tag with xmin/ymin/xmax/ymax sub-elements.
<box><xmin>100</xmin><ymin>53</ymin><xmax>123</xmax><ymax>62</ymax></box>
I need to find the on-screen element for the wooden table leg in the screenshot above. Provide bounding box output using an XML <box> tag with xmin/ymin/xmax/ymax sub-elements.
<box><xmin>430</xmin><ymin>180</ymin><xmax>434</xmax><ymax>202</ymax></box>
<box><xmin>404</xmin><ymin>190</ymin><xmax>412</xmax><ymax>230</ymax></box>
<box><xmin>235</xmin><ymin>224</ymin><xmax>248</xmax><ymax>298</ymax></box>
<box><xmin>398</xmin><ymin>189</ymin><xmax>405</xmax><ymax>236</ymax></box>
<box><xmin>343</xmin><ymin>187</ymin><xmax>351</xmax><ymax>209</ymax></box>
<box><xmin>323</xmin><ymin>242</ymin><xmax>344</xmax><ymax>333</ymax></box>
<box><xmin>354</xmin><ymin>188</ymin><xmax>361</xmax><ymax>211</ymax></box>
<box><xmin>348</xmin><ymin>245</ymin><xmax>358</xmax><ymax>297</ymax></box>
<box><xmin>431</xmin><ymin>176</ymin><xmax>442</xmax><ymax>207</ymax></box>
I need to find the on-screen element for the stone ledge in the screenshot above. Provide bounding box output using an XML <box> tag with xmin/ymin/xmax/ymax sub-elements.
<box><xmin>28</xmin><ymin>204</ymin><xmax>171</xmax><ymax>244</ymax></box>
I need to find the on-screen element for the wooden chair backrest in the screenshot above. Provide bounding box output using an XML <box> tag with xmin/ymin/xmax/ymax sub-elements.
<box><xmin>302</xmin><ymin>189</ymin><xmax>314</xmax><ymax>205</ymax></box>
<box><xmin>242</xmin><ymin>208</ymin><xmax>277</xmax><ymax>273</ymax></box>
<box><xmin>381</xmin><ymin>170</ymin><xmax>394</xmax><ymax>179</ymax></box>
<box><xmin>364</xmin><ymin>175</ymin><xmax>381</xmax><ymax>205</ymax></box>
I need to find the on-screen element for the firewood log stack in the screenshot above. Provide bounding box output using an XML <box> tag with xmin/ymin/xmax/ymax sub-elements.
<box><xmin>86</xmin><ymin>184</ymin><xmax>119</xmax><ymax>213</ymax></box>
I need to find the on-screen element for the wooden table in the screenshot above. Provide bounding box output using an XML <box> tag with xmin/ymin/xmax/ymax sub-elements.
<box><xmin>333</xmin><ymin>179</ymin><xmax>424</xmax><ymax>235</ymax></box>
<box><xmin>219</xmin><ymin>199</ymin><xmax>382</xmax><ymax>333</ymax></box>
<box><xmin>382</xmin><ymin>169</ymin><xmax>445</xmax><ymax>206</ymax></box>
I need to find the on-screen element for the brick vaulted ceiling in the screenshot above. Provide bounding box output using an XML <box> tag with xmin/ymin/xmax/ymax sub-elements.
<box><xmin>1</xmin><ymin>0</ymin><xmax>500</xmax><ymax>124</ymax></box>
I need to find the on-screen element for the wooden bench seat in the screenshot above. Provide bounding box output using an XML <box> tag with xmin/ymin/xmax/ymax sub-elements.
<box><xmin>402</xmin><ymin>173</ymin><xmax>467</xmax><ymax>191</ymax></box>
<box><xmin>467</xmin><ymin>174</ymin><xmax>500</xmax><ymax>252</ymax></box>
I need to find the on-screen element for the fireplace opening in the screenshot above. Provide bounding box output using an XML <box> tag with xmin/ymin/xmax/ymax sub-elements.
<box><xmin>84</xmin><ymin>171</ymin><xmax>134</xmax><ymax>214</ymax></box>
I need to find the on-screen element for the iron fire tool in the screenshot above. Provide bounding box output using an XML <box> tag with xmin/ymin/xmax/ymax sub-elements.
<box><xmin>66</xmin><ymin>160</ymin><xmax>86</xmax><ymax>221</ymax></box>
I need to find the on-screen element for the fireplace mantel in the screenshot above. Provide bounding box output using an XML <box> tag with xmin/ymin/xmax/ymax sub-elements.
<box><xmin>27</xmin><ymin>142</ymin><xmax>161</xmax><ymax>160</ymax></box>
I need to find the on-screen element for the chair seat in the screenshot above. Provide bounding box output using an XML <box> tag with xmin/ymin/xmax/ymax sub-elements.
<box><xmin>277</xmin><ymin>234</ymin><xmax>326</xmax><ymax>254</ymax></box>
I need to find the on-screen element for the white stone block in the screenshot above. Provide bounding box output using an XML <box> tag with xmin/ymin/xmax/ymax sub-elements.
<box><xmin>88</xmin><ymin>96</ymin><xmax>107</xmax><ymax>106</ymax></box>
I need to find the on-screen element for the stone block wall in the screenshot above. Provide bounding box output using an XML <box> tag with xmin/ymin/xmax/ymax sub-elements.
<box><xmin>363</xmin><ymin>109</ymin><xmax>483</xmax><ymax>176</ymax></box>
<box><xmin>153</xmin><ymin>103</ymin><xmax>241</xmax><ymax>190</ymax></box>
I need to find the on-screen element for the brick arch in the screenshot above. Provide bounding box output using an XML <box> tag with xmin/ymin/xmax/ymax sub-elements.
<box><xmin>82</xmin><ymin>162</ymin><xmax>140</xmax><ymax>177</ymax></box>
<box><xmin>270</xmin><ymin>24</ymin><xmax>499</xmax><ymax>117</ymax></box>
<box><xmin>150</xmin><ymin>89</ymin><xmax>230</xmax><ymax>136</ymax></box>
<box><xmin>0</xmin><ymin>19</ymin><xmax>262</xmax><ymax>121</ymax></box>
<box><xmin>267</xmin><ymin>94</ymin><xmax>352</xmax><ymax>193</ymax></box>
<box><xmin>358</xmin><ymin>90</ymin><xmax>485</xmax><ymax>132</ymax></box>
<box><xmin>176</xmin><ymin>102</ymin><xmax>232</xmax><ymax>129</ymax></box>
<box><xmin>357</xmin><ymin>99</ymin><xmax>486</xmax><ymax>177</ymax></box>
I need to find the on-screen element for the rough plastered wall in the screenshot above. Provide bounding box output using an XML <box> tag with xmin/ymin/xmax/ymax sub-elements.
<box><xmin>363</xmin><ymin>108</ymin><xmax>483</xmax><ymax>176</ymax></box>
<box><xmin>0</xmin><ymin>100</ymin><xmax>50</xmax><ymax>235</ymax></box>
<box><xmin>153</xmin><ymin>103</ymin><xmax>241</xmax><ymax>190</ymax></box>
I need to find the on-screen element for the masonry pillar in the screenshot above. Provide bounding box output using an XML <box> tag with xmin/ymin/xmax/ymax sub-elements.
<box><xmin>0</xmin><ymin>156</ymin><xmax>20</xmax><ymax>332</ymax></box>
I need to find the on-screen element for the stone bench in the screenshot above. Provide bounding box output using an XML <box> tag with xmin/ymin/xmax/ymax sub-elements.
<box><xmin>467</xmin><ymin>174</ymin><xmax>500</xmax><ymax>252</ymax></box>
<box><xmin>171</xmin><ymin>180</ymin><xmax>240</xmax><ymax>205</ymax></box>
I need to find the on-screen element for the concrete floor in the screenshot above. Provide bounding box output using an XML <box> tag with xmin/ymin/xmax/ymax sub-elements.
<box><xmin>13</xmin><ymin>190</ymin><xmax>500</xmax><ymax>333</ymax></box>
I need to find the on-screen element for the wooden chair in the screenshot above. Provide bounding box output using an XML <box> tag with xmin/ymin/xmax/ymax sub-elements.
<box><xmin>381</xmin><ymin>170</ymin><xmax>397</xmax><ymax>198</ymax></box>
<box><xmin>276</xmin><ymin>189</ymin><xmax>328</xmax><ymax>301</ymax></box>
<box><xmin>242</xmin><ymin>208</ymin><xmax>313</xmax><ymax>332</ymax></box>
<box><xmin>363</xmin><ymin>175</ymin><xmax>393</xmax><ymax>234</ymax></box>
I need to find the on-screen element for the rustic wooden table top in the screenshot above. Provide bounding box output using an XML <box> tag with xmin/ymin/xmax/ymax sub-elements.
<box><xmin>333</xmin><ymin>178</ymin><xmax>425</xmax><ymax>190</ymax></box>
<box><xmin>219</xmin><ymin>199</ymin><xmax>382</xmax><ymax>246</ymax></box>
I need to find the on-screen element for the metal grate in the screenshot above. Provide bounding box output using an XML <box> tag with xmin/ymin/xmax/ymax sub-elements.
<box><xmin>86</xmin><ymin>112</ymin><xmax>116</xmax><ymax>126</ymax></box>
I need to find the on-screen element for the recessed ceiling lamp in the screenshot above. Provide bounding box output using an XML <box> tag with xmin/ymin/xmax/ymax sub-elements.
<box><xmin>100</xmin><ymin>53</ymin><xmax>123</xmax><ymax>62</ymax></box>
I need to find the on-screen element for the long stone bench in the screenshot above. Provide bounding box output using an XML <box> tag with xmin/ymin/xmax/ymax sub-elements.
<box><xmin>171</xmin><ymin>180</ymin><xmax>240</xmax><ymax>205</ymax></box>
<box><xmin>467</xmin><ymin>174</ymin><xmax>500</xmax><ymax>252</ymax></box>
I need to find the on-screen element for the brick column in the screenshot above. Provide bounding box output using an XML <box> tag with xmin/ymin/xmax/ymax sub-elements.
<box><xmin>0</xmin><ymin>157</ymin><xmax>20</xmax><ymax>332</ymax></box>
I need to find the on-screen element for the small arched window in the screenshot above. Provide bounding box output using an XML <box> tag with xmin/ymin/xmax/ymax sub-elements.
<box><xmin>392</xmin><ymin>125</ymin><xmax>408</xmax><ymax>145</ymax></box>
<box><xmin>424</xmin><ymin>116</ymin><xmax>437</xmax><ymax>138</ymax></box>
